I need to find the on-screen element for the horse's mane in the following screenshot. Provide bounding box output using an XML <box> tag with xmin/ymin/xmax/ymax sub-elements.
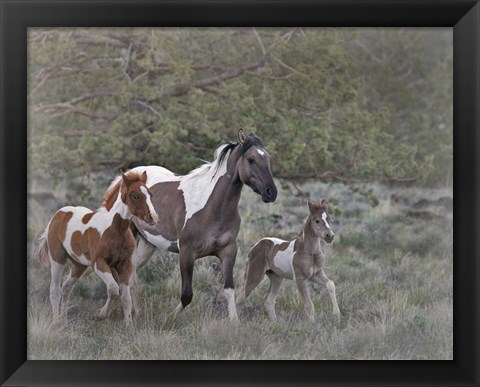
<box><xmin>185</xmin><ymin>133</ymin><xmax>265</xmax><ymax>179</ymax></box>
<box><xmin>102</xmin><ymin>171</ymin><xmax>144</xmax><ymax>208</ymax></box>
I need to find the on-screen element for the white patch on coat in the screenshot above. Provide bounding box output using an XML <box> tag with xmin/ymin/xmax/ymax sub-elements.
<box><xmin>75</xmin><ymin>254</ymin><xmax>91</xmax><ymax>266</ymax></box>
<box><xmin>269</xmin><ymin>239</ymin><xmax>295</xmax><ymax>278</ymax></box>
<box><xmin>143</xmin><ymin>230</ymin><xmax>178</xmax><ymax>250</ymax></box>
<box><xmin>257</xmin><ymin>149</ymin><xmax>265</xmax><ymax>157</ymax></box>
<box><xmin>129</xmin><ymin>145</ymin><xmax>232</xmax><ymax>229</ymax></box>
<box><xmin>179</xmin><ymin>146</ymin><xmax>231</xmax><ymax>228</ymax></box>
<box><xmin>322</xmin><ymin>212</ymin><xmax>331</xmax><ymax>230</ymax></box>
<box><xmin>223</xmin><ymin>288</ymin><xmax>238</xmax><ymax>320</ymax></box>
<box><xmin>264</xmin><ymin>237</ymin><xmax>286</xmax><ymax>245</ymax></box>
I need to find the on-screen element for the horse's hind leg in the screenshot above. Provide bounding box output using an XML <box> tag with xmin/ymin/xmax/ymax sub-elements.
<box><xmin>60</xmin><ymin>261</ymin><xmax>87</xmax><ymax>316</ymax></box>
<box><xmin>49</xmin><ymin>257</ymin><xmax>65</xmax><ymax>320</ymax></box>
<box><xmin>93</xmin><ymin>260</ymin><xmax>119</xmax><ymax>319</ymax></box>
<box><xmin>264</xmin><ymin>271</ymin><xmax>283</xmax><ymax>321</ymax></box>
<box><xmin>237</xmin><ymin>245</ymin><xmax>267</xmax><ymax>306</ymax></box>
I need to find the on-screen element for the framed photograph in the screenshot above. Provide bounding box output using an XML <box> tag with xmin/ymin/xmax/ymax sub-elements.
<box><xmin>1</xmin><ymin>0</ymin><xmax>479</xmax><ymax>386</ymax></box>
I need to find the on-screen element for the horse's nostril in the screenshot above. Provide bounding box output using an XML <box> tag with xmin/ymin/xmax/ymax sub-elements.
<box><xmin>266</xmin><ymin>187</ymin><xmax>272</xmax><ymax>196</ymax></box>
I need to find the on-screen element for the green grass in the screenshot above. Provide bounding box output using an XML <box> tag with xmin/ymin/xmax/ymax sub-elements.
<box><xmin>27</xmin><ymin>181</ymin><xmax>453</xmax><ymax>360</ymax></box>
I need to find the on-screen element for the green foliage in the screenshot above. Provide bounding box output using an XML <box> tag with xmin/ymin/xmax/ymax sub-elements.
<box><xmin>28</xmin><ymin>28</ymin><xmax>452</xmax><ymax>202</ymax></box>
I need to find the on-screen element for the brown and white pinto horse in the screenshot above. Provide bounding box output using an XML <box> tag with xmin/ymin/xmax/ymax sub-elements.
<box><xmin>34</xmin><ymin>171</ymin><xmax>158</xmax><ymax>327</ymax></box>
<box><xmin>129</xmin><ymin>129</ymin><xmax>277</xmax><ymax>320</ymax></box>
<box><xmin>237</xmin><ymin>199</ymin><xmax>340</xmax><ymax>322</ymax></box>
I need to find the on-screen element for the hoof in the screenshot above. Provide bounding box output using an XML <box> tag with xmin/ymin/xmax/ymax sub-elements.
<box><xmin>333</xmin><ymin>311</ymin><xmax>341</xmax><ymax>322</ymax></box>
<box><xmin>174</xmin><ymin>302</ymin><xmax>184</xmax><ymax>316</ymax></box>
<box><xmin>124</xmin><ymin>317</ymin><xmax>133</xmax><ymax>328</ymax></box>
<box><xmin>94</xmin><ymin>309</ymin><xmax>108</xmax><ymax>320</ymax></box>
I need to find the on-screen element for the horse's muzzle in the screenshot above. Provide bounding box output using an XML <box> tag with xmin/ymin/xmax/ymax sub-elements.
<box><xmin>147</xmin><ymin>213</ymin><xmax>159</xmax><ymax>226</ymax></box>
<box><xmin>324</xmin><ymin>232</ymin><xmax>335</xmax><ymax>244</ymax></box>
<box><xmin>262</xmin><ymin>186</ymin><xmax>277</xmax><ymax>203</ymax></box>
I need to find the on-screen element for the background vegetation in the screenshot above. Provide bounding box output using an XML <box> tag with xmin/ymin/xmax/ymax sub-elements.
<box><xmin>27</xmin><ymin>28</ymin><xmax>452</xmax><ymax>360</ymax></box>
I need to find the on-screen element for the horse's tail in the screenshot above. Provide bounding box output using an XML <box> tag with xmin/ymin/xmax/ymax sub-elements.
<box><xmin>33</xmin><ymin>228</ymin><xmax>50</xmax><ymax>268</ymax></box>
<box><xmin>236</xmin><ymin>240</ymin><xmax>268</xmax><ymax>306</ymax></box>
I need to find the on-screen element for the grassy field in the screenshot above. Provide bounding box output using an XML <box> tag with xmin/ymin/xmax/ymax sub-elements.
<box><xmin>27</xmin><ymin>181</ymin><xmax>453</xmax><ymax>360</ymax></box>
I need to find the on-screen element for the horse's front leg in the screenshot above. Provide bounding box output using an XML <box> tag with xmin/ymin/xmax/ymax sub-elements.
<box><xmin>294</xmin><ymin>272</ymin><xmax>315</xmax><ymax>323</ymax></box>
<box><xmin>311</xmin><ymin>269</ymin><xmax>340</xmax><ymax>319</ymax></box>
<box><xmin>116</xmin><ymin>258</ymin><xmax>134</xmax><ymax>328</ymax></box>
<box><xmin>93</xmin><ymin>260</ymin><xmax>119</xmax><ymax>320</ymax></box>
<box><xmin>174</xmin><ymin>246</ymin><xmax>195</xmax><ymax>315</ymax></box>
<box><xmin>131</xmin><ymin>236</ymin><xmax>157</xmax><ymax>316</ymax></box>
<box><xmin>218</xmin><ymin>242</ymin><xmax>238</xmax><ymax>321</ymax></box>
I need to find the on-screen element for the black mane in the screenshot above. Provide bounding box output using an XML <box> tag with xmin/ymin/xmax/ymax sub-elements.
<box><xmin>216</xmin><ymin>132</ymin><xmax>264</xmax><ymax>169</ymax></box>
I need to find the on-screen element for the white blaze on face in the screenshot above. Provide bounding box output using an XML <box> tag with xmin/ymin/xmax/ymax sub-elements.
<box><xmin>322</xmin><ymin>212</ymin><xmax>331</xmax><ymax>230</ymax></box>
<box><xmin>140</xmin><ymin>185</ymin><xmax>157</xmax><ymax>221</ymax></box>
<box><xmin>257</xmin><ymin>149</ymin><xmax>265</xmax><ymax>157</ymax></box>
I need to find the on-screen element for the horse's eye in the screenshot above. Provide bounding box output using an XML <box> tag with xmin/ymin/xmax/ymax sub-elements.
<box><xmin>315</xmin><ymin>219</ymin><xmax>320</xmax><ymax>224</ymax></box>
<box><xmin>247</xmin><ymin>158</ymin><xmax>254</xmax><ymax>164</ymax></box>
<box><xmin>132</xmin><ymin>194</ymin><xmax>139</xmax><ymax>200</ymax></box>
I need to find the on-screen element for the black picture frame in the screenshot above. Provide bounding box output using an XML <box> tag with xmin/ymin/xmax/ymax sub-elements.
<box><xmin>1</xmin><ymin>1</ymin><xmax>478</xmax><ymax>386</ymax></box>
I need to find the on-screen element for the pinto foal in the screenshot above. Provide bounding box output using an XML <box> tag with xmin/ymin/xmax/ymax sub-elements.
<box><xmin>34</xmin><ymin>171</ymin><xmax>158</xmax><ymax>326</ymax></box>
<box><xmin>237</xmin><ymin>199</ymin><xmax>340</xmax><ymax>322</ymax></box>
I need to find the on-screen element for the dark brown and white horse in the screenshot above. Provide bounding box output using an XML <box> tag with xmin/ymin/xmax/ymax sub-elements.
<box><xmin>237</xmin><ymin>199</ymin><xmax>340</xmax><ymax>322</ymax></box>
<box><xmin>129</xmin><ymin>129</ymin><xmax>277</xmax><ymax>320</ymax></box>
<box><xmin>34</xmin><ymin>171</ymin><xmax>158</xmax><ymax>327</ymax></box>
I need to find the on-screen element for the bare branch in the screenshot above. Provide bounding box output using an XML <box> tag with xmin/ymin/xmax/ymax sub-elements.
<box><xmin>123</xmin><ymin>42</ymin><xmax>133</xmax><ymax>82</ymax></box>
<box><xmin>282</xmin><ymin>28</ymin><xmax>298</xmax><ymax>43</ymax></box>
<box><xmin>252</xmin><ymin>28</ymin><xmax>266</xmax><ymax>55</ymax></box>
<box><xmin>271</xmin><ymin>55</ymin><xmax>307</xmax><ymax>76</ymax></box>
<box><xmin>154</xmin><ymin>53</ymin><xmax>269</xmax><ymax>99</ymax></box>
<box><xmin>49</xmin><ymin>104</ymin><xmax>111</xmax><ymax>119</ymax></box>
<box><xmin>33</xmin><ymin>90</ymin><xmax>113</xmax><ymax>117</ymax></box>
<box><xmin>132</xmin><ymin>100</ymin><xmax>163</xmax><ymax>118</ymax></box>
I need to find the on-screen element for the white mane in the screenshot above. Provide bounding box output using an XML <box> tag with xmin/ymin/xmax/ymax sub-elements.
<box><xmin>183</xmin><ymin>143</ymin><xmax>232</xmax><ymax>180</ymax></box>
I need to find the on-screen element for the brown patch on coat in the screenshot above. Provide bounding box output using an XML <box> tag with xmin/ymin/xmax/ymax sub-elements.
<box><xmin>82</xmin><ymin>212</ymin><xmax>95</xmax><ymax>224</ymax></box>
<box><xmin>70</xmin><ymin>227</ymin><xmax>100</xmax><ymax>261</ymax></box>
<box><xmin>134</xmin><ymin>181</ymin><xmax>185</xmax><ymax>242</ymax></box>
<box><xmin>93</xmin><ymin>213</ymin><xmax>135</xmax><ymax>285</ymax></box>
<box><xmin>271</xmin><ymin>241</ymin><xmax>290</xmax><ymax>257</ymax></box>
<box><xmin>47</xmin><ymin>210</ymin><xmax>73</xmax><ymax>264</ymax></box>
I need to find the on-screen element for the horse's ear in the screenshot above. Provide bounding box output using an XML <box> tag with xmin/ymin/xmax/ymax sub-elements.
<box><xmin>238</xmin><ymin>128</ymin><xmax>246</xmax><ymax>144</ymax></box>
<box><xmin>122</xmin><ymin>173</ymin><xmax>131</xmax><ymax>187</ymax></box>
<box><xmin>308</xmin><ymin>198</ymin><xmax>316</xmax><ymax>213</ymax></box>
<box><xmin>321</xmin><ymin>199</ymin><xmax>328</xmax><ymax>206</ymax></box>
<box><xmin>141</xmin><ymin>171</ymin><xmax>147</xmax><ymax>184</ymax></box>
